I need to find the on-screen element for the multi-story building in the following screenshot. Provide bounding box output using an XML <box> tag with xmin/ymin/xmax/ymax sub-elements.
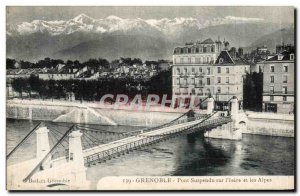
<box><xmin>172</xmin><ymin>38</ymin><xmax>250</xmax><ymax>109</ymax></box>
<box><xmin>262</xmin><ymin>50</ymin><xmax>294</xmax><ymax>113</ymax></box>
<box><xmin>38</xmin><ymin>67</ymin><xmax>78</xmax><ymax>80</ymax></box>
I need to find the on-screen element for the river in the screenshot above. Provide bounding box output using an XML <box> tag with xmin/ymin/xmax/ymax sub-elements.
<box><xmin>6</xmin><ymin>119</ymin><xmax>294</xmax><ymax>189</ymax></box>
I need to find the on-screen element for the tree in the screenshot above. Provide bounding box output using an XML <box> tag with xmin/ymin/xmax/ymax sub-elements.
<box><xmin>132</xmin><ymin>58</ymin><xmax>143</xmax><ymax>65</ymax></box>
<box><xmin>11</xmin><ymin>78</ymin><xmax>26</xmax><ymax>99</ymax></box>
<box><xmin>243</xmin><ymin>72</ymin><xmax>263</xmax><ymax>111</ymax></box>
<box><xmin>6</xmin><ymin>58</ymin><xmax>16</xmax><ymax>69</ymax></box>
<box><xmin>28</xmin><ymin>75</ymin><xmax>41</xmax><ymax>98</ymax></box>
<box><xmin>98</xmin><ymin>58</ymin><xmax>109</xmax><ymax>69</ymax></box>
<box><xmin>19</xmin><ymin>60</ymin><xmax>33</xmax><ymax>69</ymax></box>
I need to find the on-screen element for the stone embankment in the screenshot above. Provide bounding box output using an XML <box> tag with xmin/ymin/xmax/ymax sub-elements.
<box><xmin>6</xmin><ymin>99</ymin><xmax>294</xmax><ymax>137</ymax></box>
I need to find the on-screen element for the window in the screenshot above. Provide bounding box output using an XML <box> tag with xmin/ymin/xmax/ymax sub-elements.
<box><xmin>290</xmin><ymin>54</ymin><xmax>294</xmax><ymax>60</ymax></box>
<box><xmin>184</xmin><ymin>68</ymin><xmax>187</xmax><ymax>73</ymax></box>
<box><xmin>283</xmin><ymin>75</ymin><xmax>288</xmax><ymax>83</ymax></box>
<box><xmin>217</xmin><ymin>67</ymin><xmax>221</xmax><ymax>73</ymax></box>
<box><xmin>217</xmin><ymin>77</ymin><xmax>221</xmax><ymax>84</ymax></box>
<box><xmin>284</xmin><ymin>65</ymin><xmax>288</xmax><ymax>72</ymax></box>
<box><xmin>283</xmin><ymin>86</ymin><xmax>287</xmax><ymax>94</ymax></box>
<box><xmin>177</xmin><ymin>78</ymin><xmax>180</xmax><ymax>85</ymax></box>
<box><xmin>191</xmin><ymin>78</ymin><xmax>195</xmax><ymax>84</ymax></box>
<box><xmin>192</xmin><ymin>68</ymin><xmax>195</xmax><ymax>73</ymax></box>
<box><xmin>188</xmin><ymin>58</ymin><xmax>191</xmax><ymax>63</ymax></box>
<box><xmin>226</xmin><ymin>67</ymin><xmax>229</xmax><ymax>73</ymax></box>
<box><xmin>177</xmin><ymin>68</ymin><xmax>180</xmax><ymax>74</ymax></box>
<box><xmin>198</xmin><ymin>89</ymin><xmax>203</xmax><ymax>95</ymax></box>
<box><xmin>270</xmin><ymin>86</ymin><xmax>274</xmax><ymax>93</ymax></box>
<box><xmin>192</xmin><ymin>88</ymin><xmax>195</xmax><ymax>95</ymax></box>
<box><xmin>199</xmin><ymin>79</ymin><xmax>203</xmax><ymax>86</ymax></box>
<box><xmin>270</xmin><ymin>65</ymin><xmax>274</xmax><ymax>72</ymax></box>
<box><xmin>184</xmin><ymin>79</ymin><xmax>187</xmax><ymax>85</ymax></box>
<box><xmin>207</xmin><ymin>68</ymin><xmax>211</xmax><ymax>75</ymax></box>
<box><xmin>207</xmin><ymin>57</ymin><xmax>210</xmax><ymax>63</ymax></box>
<box><xmin>70</xmin><ymin>153</ymin><xmax>74</xmax><ymax>161</ymax></box>
<box><xmin>270</xmin><ymin>76</ymin><xmax>274</xmax><ymax>83</ymax></box>
<box><xmin>283</xmin><ymin>96</ymin><xmax>287</xmax><ymax>101</ymax></box>
<box><xmin>205</xmin><ymin>89</ymin><xmax>211</xmax><ymax>96</ymax></box>
<box><xmin>217</xmin><ymin>87</ymin><xmax>221</xmax><ymax>93</ymax></box>
<box><xmin>270</xmin><ymin>96</ymin><xmax>274</xmax><ymax>101</ymax></box>
<box><xmin>219</xmin><ymin>58</ymin><xmax>223</xmax><ymax>63</ymax></box>
<box><xmin>226</xmin><ymin>77</ymin><xmax>229</xmax><ymax>84</ymax></box>
<box><xmin>207</xmin><ymin>78</ymin><xmax>211</xmax><ymax>85</ymax></box>
<box><xmin>199</xmin><ymin>67</ymin><xmax>202</xmax><ymax>72</ymax></box>
<box><xmin>180</xmin><ymin>58</ymin><xmax>184</xmax><ymax>63</ymax></box>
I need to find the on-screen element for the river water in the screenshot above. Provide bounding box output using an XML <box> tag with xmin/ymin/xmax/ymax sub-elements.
<box><xmin>7</xmin><ymin>119</ymin><xmax>294</xmax><ymax>189</ymax></box>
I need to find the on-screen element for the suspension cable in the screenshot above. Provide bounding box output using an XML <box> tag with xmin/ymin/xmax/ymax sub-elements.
<box><xmin>7</xmin><ymin>122</ymin><xmax>42</xmax><ymax>159</ymax></box>
<box><xmin>23</xmin><ymin>125</ymin><xmax>75</xmax><ymax>183</ymax></box>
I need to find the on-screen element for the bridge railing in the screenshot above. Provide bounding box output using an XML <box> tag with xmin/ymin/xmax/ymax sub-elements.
<box><xmin>83</xmin><ymin>114</ymin><xmax>232</xmax><ymax>166</ymax></box>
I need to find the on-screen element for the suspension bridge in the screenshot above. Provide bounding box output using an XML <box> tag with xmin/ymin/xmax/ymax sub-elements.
<box><xmin>6</xmin><ymin>96</ymin><xmax>247</xmax><ymax>190</ymax></box>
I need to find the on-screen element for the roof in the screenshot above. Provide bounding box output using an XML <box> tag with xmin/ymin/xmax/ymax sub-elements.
<box><xmin>266</xmin><ymin>50</ymin><xmax>295</xmax><ymax>61</ymax></box>
<box><xmin>200</xmin><ymin>38</ymin><xmax>214</xmax><ymax>44</ymax></box>
<box><xmin>215</xmin><ymin>51</ymin><xmax>235</xmax><ymax>64</ymax></box>
<box><xmin>215</xmin><ymin>50</ymin><xmax>249</xmax><ymax>65</ymax></box>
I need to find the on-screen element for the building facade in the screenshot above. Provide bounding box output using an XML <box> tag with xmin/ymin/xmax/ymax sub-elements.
<box><xmin>172</xmin><ymin>38</ymin><xmax>250</xmax><ymax>109</ymax></box>
<box><xmin>262</xmin><ymin>50</ymin><xmax>294</xmax><ymax>113</ymax></box>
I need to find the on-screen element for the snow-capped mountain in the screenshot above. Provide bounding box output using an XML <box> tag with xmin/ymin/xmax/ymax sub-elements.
<box><xmin>6</xmin><ymin>14</ymin><xmax>293</xmax><ymax>62</ymax></box>
<box><xmin>7</xmin><ymin>14</ymin><xmax>266</xmax><ymax>36</ymax></box>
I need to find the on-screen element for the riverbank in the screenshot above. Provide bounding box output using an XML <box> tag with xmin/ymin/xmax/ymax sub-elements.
<box><xmin>244</xmin><ymin>111</ymin><xmax>294</xmax><ymax>137</ymax></box>
<box><xmin>6</xmin><ymin>99</ymin><xmax>294</xmax><ymax>137</ymax></box>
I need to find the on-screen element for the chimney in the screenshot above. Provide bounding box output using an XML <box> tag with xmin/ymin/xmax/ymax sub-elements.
<box><xmin>238</xmin><ymin>47</ymin><xmax>243</xmax><ymax>57</ymax></box>
<box><xmin>230</xmin><ymin>47</ymin><xmax>236</xmax><ymax>59</ymax></box>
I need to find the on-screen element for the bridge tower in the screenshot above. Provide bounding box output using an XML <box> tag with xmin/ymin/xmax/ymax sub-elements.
<box><xmin>68</xmin><ymin>128</ymin><xmax>89</xmax><ymax>187</ymax></box>
<box><xmin>35</xmin><ymin>124</ymin><xmax>50</xmax><ymax>160</ymax></box>
<box><xmin>207</xmin><ymin>97</ymin><xmax>214</xmax><ymax>114</ymax></box>
<box><xmin>204</xmin><ymin>96</ymin><xmax>247</xmax><ymax>140</ymax></box>
<box><xmin>230</xmin><ymin>97</ymin><xmax>239</xmax><ymax>120</ymax></box>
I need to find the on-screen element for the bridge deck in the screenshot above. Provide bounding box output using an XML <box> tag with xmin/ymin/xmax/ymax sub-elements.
<box><xmin>82</xmin><ymin>115</ymin><xmax>232</xmax><ymax>165</ymax></box>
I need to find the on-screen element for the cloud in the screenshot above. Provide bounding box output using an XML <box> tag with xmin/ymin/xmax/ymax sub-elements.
<box><xmin>225</xmin><ymin>16</ymin><xmax>264</xmax><ymax>22</ymax></box>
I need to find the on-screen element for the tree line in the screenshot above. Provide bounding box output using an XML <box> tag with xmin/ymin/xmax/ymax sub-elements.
<box><xmin>7</xmin><ymin>57</ymin><xmax>169</xmax><ymax>70</ymax></box>
<box><xmin>243</xmin><ymin>71</ymin><xmax>263</xmax><ymax>111</ymax></box>
<box><xmin>10</xmin><ymin>70</ymin><xmax>172</xmax><ymax>102</ymax></box>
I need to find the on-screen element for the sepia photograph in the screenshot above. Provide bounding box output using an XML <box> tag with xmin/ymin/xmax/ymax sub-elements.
<box><xmin>5</xmin><ymin>6</ymin><xmax>295</xmax><ymax>190</ymax></box>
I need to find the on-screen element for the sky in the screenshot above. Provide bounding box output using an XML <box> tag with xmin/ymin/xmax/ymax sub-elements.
<box><xmin>6</xmin><ymin>6</ymin><xmax>294</xmax><ymax>25</ymax></box>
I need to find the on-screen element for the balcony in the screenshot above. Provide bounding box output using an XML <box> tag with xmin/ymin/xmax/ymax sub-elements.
<box><xmin>195</xmin><ymin>72</ymin><xmax>205</xmax><ymax>77</ymax></box>
<box><xmin>195</xmin><ymin>83</ymin><xmax>204</xmax><ymax>88</ymax></box>
<box><xmin>179</xmin><ymin>84</ymin><xmax>188</xmax><ymax>88</ymax></box>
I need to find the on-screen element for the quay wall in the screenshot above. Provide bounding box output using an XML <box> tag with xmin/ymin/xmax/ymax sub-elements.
<box><xmin>6</xmin><ymin>99</ymin><xmax>294</xmax><ymax>137</ymax></box>
<box><xmin>6</xmin><ymin>99</ymin><xmax>183</xmax><ymax>126</ymax></box>
<box><xmin>245</xmin><ymin>111</ymin><xmax>294</xmax><ymax>137</ymax></box>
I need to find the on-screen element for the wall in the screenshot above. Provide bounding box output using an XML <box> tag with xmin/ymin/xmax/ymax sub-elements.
<box><xmin>245</xmin><ymin>111</ymin><xmax>294</xmax><ymax>137</ymax></box>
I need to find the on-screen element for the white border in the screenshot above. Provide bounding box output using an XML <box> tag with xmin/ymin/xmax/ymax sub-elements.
<box><xmin>1</xmin><ymin>1</ymin><xmax>298</xmax><ymax>195</ymax></box>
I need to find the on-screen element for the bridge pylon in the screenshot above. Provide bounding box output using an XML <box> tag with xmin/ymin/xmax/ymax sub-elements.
<box><xmin>68</xmin><ymin>128</ymin><xmax>89</xmax><ymax>188</ymax></box>
<box><xmin>204</xmin><ymin>97</ymin><xmax>247</xmax><ymax>140</ymax></box>
<box><xmin>207</xmin><ymin>98</ymin><xmax>214</xmax><ymax>114</ymax></box>
<box><xmin>230</xmin><ymin>97</ymin><xmax>239</xmax><ymax>121</ymax></box>
<box><xmin>35</xmin><ymin>124</ymin><xmax>51</xmax><ymax>166</ymax></box>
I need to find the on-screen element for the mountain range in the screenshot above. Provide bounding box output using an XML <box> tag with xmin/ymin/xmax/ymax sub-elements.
<box><xmin>6</xmin><ymin>14</ymin><xmax>294</xmax><ymax>61</ymax></box>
